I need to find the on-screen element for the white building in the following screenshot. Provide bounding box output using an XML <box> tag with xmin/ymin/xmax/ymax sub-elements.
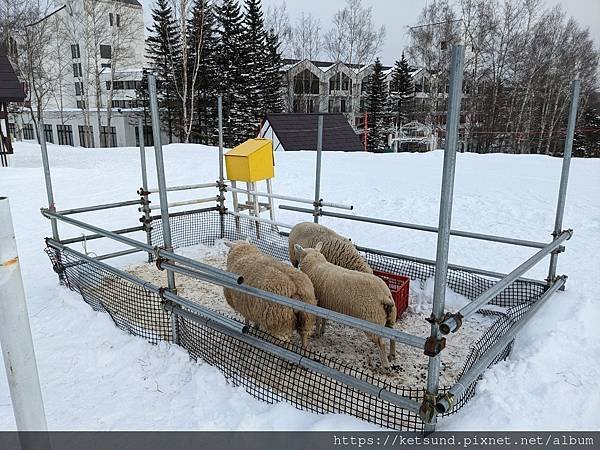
<box><xmin>9</xmin><ymin>0</ymin><xmax>162</xmax><ymax>148</ymax></box>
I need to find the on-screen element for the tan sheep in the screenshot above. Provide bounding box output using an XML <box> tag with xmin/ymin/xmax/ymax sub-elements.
<box><xmin>295</xmin><ymin>242</ymin><xmax>396</xmax><ymax>369</ymax></box>
<box><xmin>223</xmin><ymin>240</ymin><xmax>317</xmax><ymax>348</ymax></box>
<box><xmin>288</xmin><ymin>222</ymin><xmax>373</xmax><ymax>273</ymax></box>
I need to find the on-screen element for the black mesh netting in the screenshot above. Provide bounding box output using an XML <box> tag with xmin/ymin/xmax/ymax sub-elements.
<box><xmin>46</xmin><ymin>207</ymin><xmax>549</xmax><ymax>431</ymax></box>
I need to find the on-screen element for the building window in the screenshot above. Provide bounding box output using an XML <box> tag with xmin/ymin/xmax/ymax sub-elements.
<box><xmin>44</xmin><ymin>124</ymin><xmax>54</xmax><ymax>143</ymax></box>
<box><xmin>135</xmin><ymin>124</ymin><xmax>154</xmax><ymax>147</ymax></box>
<box><xmin>100</xmin><ymin>126</ymin><xmax>117</xmax><ymax>147</ymax></box>
<box><xmin>78</xmin><ymin>125</ymin><xmax>94</xmax><ymax>147</ymax></box>
<box><xmin>71</xmin><ymin>44</ymin><xmax>80</xmax><ymax>59</ymax></box>
<box><xmin>74</xmin><ymin>82</ymin><xmax>84</xmax><ymax>96</ymax></box>
<box><xmin>8</xmin><ymin>122</ymin><xmax>16</xmax><ymax>138</ymax></box>
<box><xmin>23</xmin><ymin>123</ymin><xmax>34</xmax><ymax>140</ymax></box>
<box><xmin>293</xmin><ymin>69</ymin><xmax>319</xmax><ymax>95</ymax></box>
<box><xmin>101</xmin><ymin>63</ymin><xmax>112</xmax><ymax>69</ymax></box>
<box><xmin>112</xmin><ymin>99</ymin><xmax>141</xmax><ymax>109</ymax></box>
<box><xmin>116</xmin><ymin>14</ymin><xmax>121</xmax><ymax>27</ymax></box>
<box><xmin>57</xmin><ymin>125</ymin><xmax>74</xmax><ymax>146</ymax></box>
<box><xmin>109</xmin><ymin>13</ymin><xmax>113</xmax><ymax>26</ymax></box>
<box><xmin>73</xmin><ymin>62</ymin><xmax>82</xmax><ymax>78</ymax></box>
<box><xmin>109</xmin><ymin>80</ymin><xmax>141</xmax><ymax>90</ymax></box>
<box><xmin>76</xmin><ymin>100</ymin><xmax>86</xmax><ymax>109</ymax></box>
<box><xmin>340</xmin><ymin>99</ymin><xmax>346</xmax><ymax>113</ymax></box>
<box><xmin>329</xmin><ymin>73</ymin><xmax>351</xmax><ymax>94</ymax></box>
<box><xmin>100</xmin><ymin>45</ymin><xmax>112</xmax><ymax>59</ymax></box>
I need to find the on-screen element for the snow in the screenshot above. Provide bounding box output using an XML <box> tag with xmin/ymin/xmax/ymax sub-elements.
<box><xmin>0</xmin><ymin>141</ymin><xmax>599</xmax><ymax>431</ymax></box>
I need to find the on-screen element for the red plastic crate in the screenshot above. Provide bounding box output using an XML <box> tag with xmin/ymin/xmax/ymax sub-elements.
<box><xmin>373</xmin><ymin>270</ymin><xmax>410</xmax><ymax>320</ymax></box>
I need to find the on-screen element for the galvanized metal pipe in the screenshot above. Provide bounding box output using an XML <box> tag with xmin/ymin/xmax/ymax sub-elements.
<box><xmin>0</xmin><ymin>197</ymin><xmax>48</xmax><ymax>431</ymax></box>
<box><xmin>218</xmin><ymin>95</ymin><xmax>225</xmax><ymax>185</ymax></box>
<box><xmin>353</xmin><ymin>244</ymin><xmax>545</xmax><ymax>285</ymax></box>
<box><xmin>147</xmin><ymin>196</ymin><xmax>218</xmax><ymax>211</ymax></box>
<box><xmin>314</xmin><ymin>115</ymin><xmax>324</xmax><ymax>223</ymax></box>
<box><xmin>57</xmin><ymin>199</ymin><xmax>142</xmax><ymax>216</ymax></box>
<box><xmin>148</xmin><ymin>73</ymin><xmax>176</xmax><ymax>296</ymax></box>
<box><xmin>425</xmin><ymin>43</ymin><xmax>465</xmax><ymax>432</ymax></box>
<box><xmin>229</xmin><ymin>211</ymin><xmax>294</xmax><ymax>230</ymax></box>
<box><xmin>279</xmin><ymin>205</ymin><xmax>548</xmax><ymax>250</ymax></box>
<box><xmin>138</xmin><ymin>118</ymin><xmax>153</xmax><ymax>262</ymax></box>
<box><xmin>548</xmin><ymin>78</ymin><xmax>580</xmax><ymax>283</ymax></box>
<box><xmin>59</xmin><ymin>226</ymin><xmax>145</xmax><ymax>245</ymax></box>
<box><xmin>169</xmin><ymin>304</ymin><xmax>421</xmax><ymax>413</ymax></box>
<box><xmin>147</xmin><ymin>183</ymin><xmax>218</xmax><ymax>194</ymax></box>
<box><xmin>226</xmin><ymin>186</ymin><xmax>353</xmax><ymax>211</ymax></box>
<box><xmin>59</xmin><ymin>247</ymin><xmax>145</xmax><ymax>269</ymax></box>
<box><xmin>440</xmin><ymin>229</ymin><xmax>572</xmax><ymax>334</ymax></box>
<box><xmin>37</xmin><ymin>116</ymin><xmax>59</xmax><ymax>241</ymax></box>
<box><xmin>160</xmin><ymin>261</ymin><xmax>426</xmax><ymax>349</ymax></box>
<box><xmin>436</xmin><ymin>276</ymin><xmax>567</xmax><ymax>414</ymax></box>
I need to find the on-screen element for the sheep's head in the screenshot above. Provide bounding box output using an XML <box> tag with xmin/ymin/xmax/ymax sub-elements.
<box><xmin>224</xmin><ymin>239</ymin><xmax>258</xmax><ymax>257</ymax></box>
<box><xmin>295</xmin><ymin>242</ymin><xmax>326</xmax><ymax>268</ymax></box>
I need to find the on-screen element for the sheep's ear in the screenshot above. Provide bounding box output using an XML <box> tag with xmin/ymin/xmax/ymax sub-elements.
<box><xmin>315</xmin><ymin>242</ymin><xmax>324</xmax><ymax>253</ymax></box>
<box><xmin>294</xmin><ymin>244</ymin><xmax>305</xmax><ymax>258</ymax></box>
<box><xmin>224</xmin><ymin>240</ymin><xmax>235</xmax><ymax>249</ymax></box>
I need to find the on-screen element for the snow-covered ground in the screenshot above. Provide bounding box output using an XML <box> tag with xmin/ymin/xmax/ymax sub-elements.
<box><xmin>0</xmin><ymin>142</ymin><xmax>598</xmax><ymax>430</ymax></box>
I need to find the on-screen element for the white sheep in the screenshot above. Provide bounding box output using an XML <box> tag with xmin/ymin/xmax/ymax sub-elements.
<box><xmin>295</xmin><ymin>242</ymin><xmax>396</xmax><ymax>369</ymax></box>
<box><xmin>223</xmin><ymin>240</ymin><xmax>317</xmax><ymax>348</ymax></box>
<box><xmin>288</xmin><ymin>222</ymin><xmax>373</xmax><ymax>273</ymax></box>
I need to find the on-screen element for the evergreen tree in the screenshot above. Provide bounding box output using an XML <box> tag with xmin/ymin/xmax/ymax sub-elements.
<box><xmin>146</xmin><ymin>0</ymin><xmax>181</xmax><ymax>143</ymax></box>
<box><xmin>263</xmin><ymin>29</ymin><xmax>284</xmax><ymax>114</ymax></box>
<box><xmin>573</xmin><ymin>94</ymin><xmax>600</xmax><ymax>158</ymax></box>
<box><xmin>365</xmin><ymin>58</ymin><xmax>391</xmax><ymax>153</ymax></box>
<box><xmin>240</xmin><ymin>0</ymin><xmax>268</xmax><ymax>139</ymax></box>
<box><xmin>215</xmin><ymin>0</ymin><xmax>245</xmax><ymax>146</ymax></box>
<box><xmin>390</xmin><ymin>52</ymin><xmax>413</xmax><ymax>128</ymax></box>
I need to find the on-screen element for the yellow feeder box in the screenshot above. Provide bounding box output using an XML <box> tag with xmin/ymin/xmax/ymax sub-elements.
<box><xmin>225</xmin><ymin>138</ymin><xmax>274</xmax><ymax>182</ymax></box>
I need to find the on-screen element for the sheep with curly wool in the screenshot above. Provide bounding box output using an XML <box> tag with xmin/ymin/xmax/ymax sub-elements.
<box><xmin>223</xmin><ymin>240</ymin><xmax>317</xmax><ymax>348</ymax></box>
<box><xmin>295</xmin><ymin>242</ymin><xmax>396</xmax><ymax>369</ymax></box>
<box><xmin>288</xmin><ymin>222</ymin><xmax>373</xmax><ymax>273</ymax></box>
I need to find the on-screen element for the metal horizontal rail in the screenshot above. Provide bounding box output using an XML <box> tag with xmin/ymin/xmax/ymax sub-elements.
<box><xmin>160</xmin><ymin>261</ymin><xmax>427</xmax><ymax>350</ymax></box>
<box><xmin>46</xmin><ymin>239</ymin><xmax>246</xmax><ymax>334</ymax></box>
<box><xmin>229</xmin><ymin>211</ymin><xmax>294</xmax><ymax>229</ymax></box>
<box><xmin>41</xmin><ymin>209</ymin><xmax>242</xmax><ymax>285</ymax></box>
<box><xmin>436</xmin><ymin>275</ymin><xmax>567</xmax><ymax>414</ymax></box>
<box><xmin>147</xmin><ymin>196</ymin><xmax>218</xmax><ymax>211</ymax></box>
<box><xmin>226</xmin><ymin>185</ymin><xmax>353</xmax><ymax>211</ymax></box>
<box><xmin>168</xmin><ymin>304</ymin><xmax>421</xmax><ymax>413</ymax></box>
<box><xmin>440</xmin><ymin>230</ymin><xmax>572</xmax><ymax>334</ymax></box>
<box><xmin>279</xmin><ymin>205</ymin><xmax>549</xmax><ymax>250</ymax></box>
<box><xmin>353</xmin><ymin>244</ymin><xmax>546</xmax><ymax>285</ymax></box>
<box><xmin>59</xmin><ymin>226</ymin><xmax>145</xmax><ymax>245</ymax></box>
<box><xmin>57</xmin><ymin>199</ymin><xmax>142</xmax><ymax>216</ymax></box>
<box><xmin>147</xmin><ymin>182</ymin><xmax>217</xmax><ymax>194</ymax></box>
<box><xmin>58</xmin><ymin>247</ymin><xmax>145</xmax><ymax>269</ymax></box>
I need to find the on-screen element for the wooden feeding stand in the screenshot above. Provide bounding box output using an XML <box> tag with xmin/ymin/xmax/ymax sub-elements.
<box><xmin>225</xmin><ymin>138</ymin><xmax>276</xmax><ymax>234</ymax></box>
<box><xmin>0</xmin><ymin>47</ymin><xmax>26</xmax><ymax>167</ymax></box>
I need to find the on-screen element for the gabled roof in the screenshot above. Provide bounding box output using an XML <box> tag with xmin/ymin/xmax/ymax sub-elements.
<box><xmin>264</xmin><ymin>113</ymin><xmax>364</xmax><ymax>152</ymax></box>
<box><xmin>0</xmin><ymin>49</ymin><xmax>25</xmax><ymax>103</ymax></box>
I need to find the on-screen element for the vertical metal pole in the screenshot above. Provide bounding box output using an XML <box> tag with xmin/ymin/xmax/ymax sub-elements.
<box><xmin>37</xmin><ymin>116</ymin><xmax>59</xmax><ymax>241</ymax></box>
<box><xmin>138</xmin><ymin>118</ymin><xmax>152</xmax><ymax>262</ymax></box>
<box><xmin>423</xmin><ymin>43</ymin><xmax>465</xmax><ymax>433</ymax></box>
<box><xmin>148</xmin><ymin>74</ymin><xmax>178</xmax><ymax>343</ymax></box>
<box><xmin>548</xmin><ymin>78</ymin><xmax>580</xmax><ymax>283</ymax></box>
<box><xmin>266</xmin><ymin>178</ymin><xmax>276</xmax><ymax>230</ymax></box>
<box><xmin>217</xmin><ymin>95</ymin><xmax>226</xmax><ymax>238</ymax></box>
<box><xmin>0</xmin><ymin>197</ymin><xmax>48</xmax><ymax>431</ymax></box>
<box><xmin>313</xmin><ymin>115</ymin><xmax>324</xmax><ymax>223</ymax></box>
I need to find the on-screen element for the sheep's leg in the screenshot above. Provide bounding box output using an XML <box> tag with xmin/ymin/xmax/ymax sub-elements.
<box><xmin>300</xmin><ymin>330</ymin><xmax>309</xmax><ymax>349</ymax></box>
<box><xmin>318</xmin><ymin>318</ymin><xmax>328</xmax><ymax>336</ymax></box>
<box><xmin>375</xmin><ymin>337</ymin><xmax>391</xmax><ymax>370</ymax></box>
<box><xmin>389</xmin><ymin>339</ymin><xmax>396</xmax><ymax>362</ymax></box>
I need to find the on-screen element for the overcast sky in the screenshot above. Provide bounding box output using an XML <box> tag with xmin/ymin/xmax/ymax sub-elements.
<box><xmin>141</xmin><ymin>0</ymin><xmax>600</xmax><ymax>65</ymax></box>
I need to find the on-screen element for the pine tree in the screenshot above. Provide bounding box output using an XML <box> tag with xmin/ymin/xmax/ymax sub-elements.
<box><xmin>146</xmin><ymin>0</ymin><xmax>181</xmax><ymax>143</ymax></box>
<box><xmin>390</xmin><ymin>52</ymin><xmax>413</xmax><ymax>128</ymax></box>
<box><xmin>240</xmin><ymin>0</ymin><xmax>268</xmax><ymax>139</ymax></box>
<box><xmin>366</xmin><ymin>58</ymin><xmax>391</xmax><ymax>153</ymax></box>
<box><xmin>215</xmin><ymin>0</ymin><xmax>245</xmax><ymax>146</ymax></box>
<box><xmin>263</xmin><ymin>29</ymin><xmax>284</xmax><ymax>114</ymax></box>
